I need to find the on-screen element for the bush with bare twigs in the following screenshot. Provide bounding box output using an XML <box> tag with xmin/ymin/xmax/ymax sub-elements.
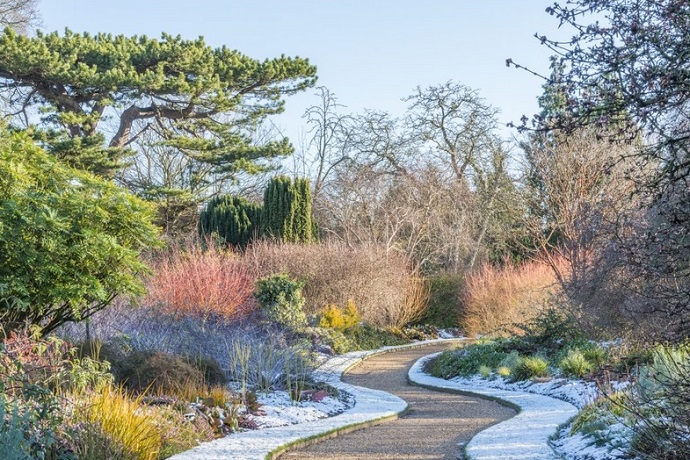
<box><xmin>144</xmin><ymin>244</ymin><xmax>256</xmax><ymax>322</ymax></box>
<box><xmin>244</xmin><ymin>240</ymin><xmax>427</xmax><ymax>328</ymax></box>
<box><xmin>460</xmin><ymin>259</ymin><xmax>560</xmax><ymax>336</ymax></box>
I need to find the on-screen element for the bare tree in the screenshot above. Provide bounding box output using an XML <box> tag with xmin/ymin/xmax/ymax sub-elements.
<box><xmin>315</xmin><ymin>82</ymin><xmax>520</xmax><ymax>272</ymax></box>
<box><xmin>300</xmin><ymin>87</ymin><xmax>353</xmax><ymax>201</ymax></box>
<box><xmin>0</xmin><ymin>0</ymin><xmax>40</xmax><ymax>35</ymax></box>
<box><xmin>521</xmin><ymin>128</ymin><xmax>644</xmax><ymax>333</ymax></box>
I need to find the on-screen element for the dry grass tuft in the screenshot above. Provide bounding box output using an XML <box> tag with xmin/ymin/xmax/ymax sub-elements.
<box><xmin>86</xmin><ymin>385</ymin><xmax>162</xmax><ymax>460</ymax></box>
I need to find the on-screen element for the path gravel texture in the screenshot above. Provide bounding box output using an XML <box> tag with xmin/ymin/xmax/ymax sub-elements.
<box><xmin>279</xmin><ymin>343</ymin><xmax>516</xmax><ymax>460</ymax></box>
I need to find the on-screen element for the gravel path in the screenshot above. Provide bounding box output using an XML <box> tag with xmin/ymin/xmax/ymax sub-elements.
<box><xmin>279</xmin><ymin>343</ymin><xmax>516</xmax><ymax>460</ymax></box>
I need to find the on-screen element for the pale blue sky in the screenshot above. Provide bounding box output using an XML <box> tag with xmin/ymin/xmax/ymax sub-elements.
<box><xmin>40</xmin><ymin>1</ymin><xmax>561</xmax><ymax>143</ymax></box>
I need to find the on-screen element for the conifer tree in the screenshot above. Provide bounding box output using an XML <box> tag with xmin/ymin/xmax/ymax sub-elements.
<box><xmin>198</xmin><ymin>195</ymin><xmax>261</xmax><ymax>248</ymax></box>
<box><xmin>261</xmin><ymin>176</ymin><xmax>315</xmax><ymax>243</ymax></box>
<box><xmin>0</xmin><ymin>29</ymin><xmax>317</xmax><ymax>178</ymax></box>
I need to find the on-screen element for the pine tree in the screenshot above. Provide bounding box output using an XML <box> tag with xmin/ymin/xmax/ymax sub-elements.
<box><xmin>0</xmin><ymin>29</ymin><xmax>317</xmax><ymax>178</ymax></box>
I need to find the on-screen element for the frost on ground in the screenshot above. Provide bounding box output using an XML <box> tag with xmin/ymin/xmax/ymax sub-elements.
<box><xmin>246</xmin><ymin>390</ymin><xmax>354</xmax><ymax>429</ymax></box>
<box><xmin>425</xmin><ymin>362</ymin><xmax>633</xmax><ymax>460</ymax></box>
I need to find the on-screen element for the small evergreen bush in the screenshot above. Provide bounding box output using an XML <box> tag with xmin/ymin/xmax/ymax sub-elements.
<box><xmin>198</xmin><ymin>195</ymin><xmax>261</xmax><ymax>248</ymax></box>
<box><xmin>319</xmin><ymin>300</ymin><xmax>361</xmax><ymax>330</ymax></box>
<box><xmin>254</xmin><ymin>274</ymin><xmax>308</xmax><ymax>330</ymax></box>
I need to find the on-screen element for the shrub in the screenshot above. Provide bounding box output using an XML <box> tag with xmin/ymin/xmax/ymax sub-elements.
<box><xmin>479</xmin><ymin>365</ymin><xmax>492</xmax><ymax>379</ymax></box>
<box><xmin>342</xmin><ymin>324</ymin><xmax>408</xmax><ymax>351</ymax></box>
<box><xmin>0</xmin><ymin>128</ymin><xmax>161</xmax><ymax>336</ymax></box>
<box><xmin>254</xmin><ymin>273</ymin><xmax>308</xmax><ymax>330</ymax></box>
<box><xmin>226</xmin><ymin>336</ymin><xmax>313</xmax><ymax>392</ymax></box>
<box><xmin>427</xmin><ymin>342</ymin><xmax>508</xmax><ymax>379</ymax></box>
<box><xmin>559</xmin><ymin>350</ymin><xmax>593</xmax><ymax>378</ymax></box>
<box><xmin>319</xmin><ymin>300</ymin><xmax>361</xmax><ymax>330</ymax></box>
<box><xmin>513</xmin><ymin>355</ymin><xmax>550</xmax><ymax>381</ymax></box>
<box><xmin>145</xmin><ymin>244</ymin><xmax>256</xmax><ymax>322</ymax></box>
<box><xmin>460</xmin><ymin>258</ymin><xmax>560</xmax><ymax>336</ymax></box>
<box><xmin>418</xmin><ymin>273</ymin><xmax>463</xmax><ymax>328</ymax></box>
<box><xmin>261</xmin><ymin>176</ymin><xmax>315</xmax><ymax>243</ymax></box>
<box><xmin>109</xmin><ymin>350</ymin><xmax>206</xmax><ymax>395</ymax></box>
<box><xmin>245</xmin><ymin>240</ymin><xmax>427</xmax><ymax>328</ymax></box>
<box><xmin>0</xmin><ymin>397</ymin><xmax>41</xmax><ymax>460</ymax></box>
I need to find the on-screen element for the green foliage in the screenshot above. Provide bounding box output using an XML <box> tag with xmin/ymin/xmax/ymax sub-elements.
<box><xmin>0</xmin><ymin>128</ymin><xmax>161</xmax><ymax>335</ymax></box>
<box><xmin>0</xmin><ymin>397</ymin><xmax>35</xmax><ymax>460</ymax></box>
<box><xmin>0</xmin><ymin>28</ymin><xmax>317</xmax><ymax>178</ymax></box>
<box><xmin>198</xmin><ymin>195</ymin><xmax>262</xmax><ymax>248</ymax></box>
<box><xmin>343</xmin><ymin>324</ymin><xmax>408</xmax><ymax>351</ymax></box>
<box><xmin>559</xmin><ymin>350</ymin><xmax>593</xmax><ymax>378</ymax></box>
<box><xmin>319</xmin><ymin>300</ymin><xmax>361</xmax><ymax>330</ymax></box>
<box><xmin>308</xmin><ymin>324</ymin><xmax>408</xmax><ymax>355</ymax></box>
<box><xmin>513</xmin><ymin>355</ymin><xmax>550</xmax><ymax>381</ymax></box>
<box><xmin>499</xmin><ymin>351</ymin><xmax>524</xmax><ymax>375</ymax></box>
<box><xmin>261</xmin><ymin>176</ymin><xmax>316</xmax><ymax>243</ymax></box>
<box><xmin>582</xmin><ymin>345</ymin><xmax>607</xmax><ymax>369</ymax></box>
<box><xmin>427</xmin><ymin>341</ymin><xmax>509</xmax><ymax>379</ymax></box>
<box><xmin>254</xmin><ymin>274</ymin><xmax>308</xmax><ymax>330</ymax></box>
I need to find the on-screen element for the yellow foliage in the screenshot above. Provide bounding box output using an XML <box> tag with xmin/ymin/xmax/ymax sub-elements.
<box><xmin>343</xmin><ymin>299</ymin><xmax>361</xmax><ymax>328</ymax></box>
<box><xmin>87</xmin><ymin>386</ymin><xmax>162</xmax><ymax>460</ymax></box>
<box><xmin>319</xmin><ymin>301</ymin><xmax>361</xmax><ymax>330</ymax></box>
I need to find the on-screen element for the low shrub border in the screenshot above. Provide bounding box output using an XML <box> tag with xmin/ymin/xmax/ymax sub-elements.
<box><xmin>408</xmin><ymin>352</ymin><xmax>579</xmax><ymax>460</ymax></box>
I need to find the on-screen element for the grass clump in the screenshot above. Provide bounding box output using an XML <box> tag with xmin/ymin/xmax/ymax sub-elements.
<box><xmin>559</xmin><ymin>350</ymin><xmax>593</xmax><ymax>378</ymax></box>
<box><xmin>513</xmin><ymin>355</ymin><xmax>549</xmax><ymax>381</ymax></box>
<box><xmin>85</xmin><ymin>385</ymin><xmax>162</xmax><ymax>460</ymax></box>
<box><xmin>496</xmin><ymin>366</ymin><xmax>511</xmax><ymax>378</ymax></box>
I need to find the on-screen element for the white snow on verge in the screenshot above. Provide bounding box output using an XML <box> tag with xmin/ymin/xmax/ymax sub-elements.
<box><xmin>169</xmin><ymin>339</ymin><xmax>459</xmax><ymax>460</ymax></box>
<box><xmin>408</xmin><ymin>352</ymin><xmax>579</xmax><ymax>460</ymax></box>
<box><xmin>246</xmin><ymin>391</ymin><xmax>353</xmax><ymax>429</ymax></box>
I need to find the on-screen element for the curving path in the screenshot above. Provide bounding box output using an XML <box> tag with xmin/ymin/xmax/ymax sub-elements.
<box><xmin>279</xmin><ymin>343</ymin><xmax>516</xmax><ymax>460</ymax></box>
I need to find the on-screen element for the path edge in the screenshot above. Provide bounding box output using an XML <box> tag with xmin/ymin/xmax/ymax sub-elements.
<box><xmin>408</xmin><ymin>352</ymin><xmax>579</xmax><ymax>460</ymax></box>
<box><xmin>266</xmin><ymin>338</ymin><xmax>467</xmax><ymax>460</ymax></box>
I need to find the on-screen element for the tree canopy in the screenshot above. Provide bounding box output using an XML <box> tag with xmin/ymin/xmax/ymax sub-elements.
<box><xmin>0</xmin><ymin>29</ymin><xmax>317</xmax><ymax>178</ymax></box>
<box><xmin>0</xmin><ymin>126</ymin><xmax>161</xmax><ymax>335</ymax></box>
<box><xmin>515</xmin><ymin>0</ymin><xmax>690</xmax><ymax>190</ymax></box>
